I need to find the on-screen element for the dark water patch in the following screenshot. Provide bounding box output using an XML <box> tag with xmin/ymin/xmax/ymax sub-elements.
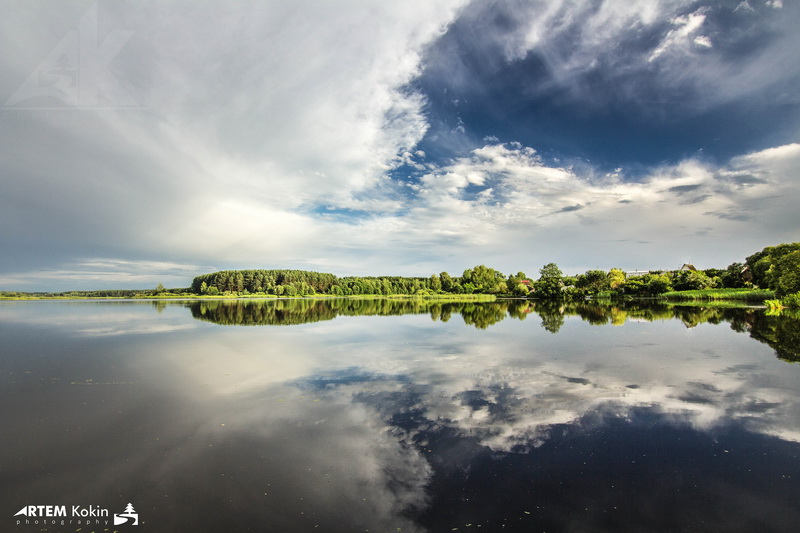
<box><xmin>414</xmin><ymin>409</ymin><xmax>800</xmax><ymax>533</ymax></box>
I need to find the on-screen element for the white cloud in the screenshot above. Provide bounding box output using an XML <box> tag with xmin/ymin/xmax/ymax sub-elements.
<box><xmin>0</xmin><ymin>1</ymin><xmax>468</xmax><ymax>286</ymax></box>
<box><xmin>649</xmin><ymin>9</ymin><xmax>709</xmax><ymax>62</ymax></box>
<box><xmin>343</xmin><ymin>142</ymin><xmax>800</xmax><ymax>274</ymax></box>
<box><xmin>0</xmin><ymin>259</ymin><xmax>209</xmax><ymax>290</ymax></box>
<box><xmin>122</xmin><ymin>0</ymin><xmax>466</xmax><ymax>207</ymax></box>
<box><xmin>693</xmin><ymin>35</ymin><xmax>713</xmax><ymax>48</ymax></box>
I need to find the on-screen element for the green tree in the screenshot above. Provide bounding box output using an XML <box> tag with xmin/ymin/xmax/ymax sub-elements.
<box><xmin>535</xmin><ymin>263</ymin><xmax>565</xmax><ymax>299</ymax></box>
<box><xmin>607</xmin><ymin>268</ymin><xmax>626</xmax><ymax>290</ymax></box>
<box><xmin>235</xmin><ymin>272</ymin><xmax>245</xmax><ymax>293</ymax></box>
<box><xmin>745</xmin><ymin>242</ymin><xmax>800</xmax><ymax>288</ymax></box>
<box><xmin>774</xmin><ymin>250</ymin><xmax>800</xmax><ymax>297</ymax></box>
<box><xmin>672</xmin><ymin>269</ymin><xmax>714</xmax><ymax>291</ymax></box>
<box><xmin>619</xmin><ymin>276</ymin><xmax>646</xmax><ymax>296</ymax></box>
<box><xmin>440</xmin><ymin>272</ymin><xmax>455</xmax><ymax>292</ymax></box>
<box><xmin>720</xmin><ymin>262</ymin><xmax>746</xmax><ymax>288</ymax></box>
<box><xmin>645</xmin><ymin>273</ymin><xmax>672</xmax><ymax>295</ymax></box>
<box><xmin>381</xmin><ymin>278</ymin><xmax>393</xmax><ymax>295</ymax></box>
<box><xmin>575</xmin><ymin>269</ymin><xmax>609</xmax><ymax>296</ymax></box>
<box><xmin>461</xmin><ymin>265</ymin><xmax>506</xmax><ymax>293</ymax></box>
<box><xmin>507</xmin><ymin>272</ymin><xmax>530</xmax><ymax>297</ymax></box>
<box><xmin>510</xmin><ymin>283</ymin><xmax>529</xmax><ymax>296</ymax></box>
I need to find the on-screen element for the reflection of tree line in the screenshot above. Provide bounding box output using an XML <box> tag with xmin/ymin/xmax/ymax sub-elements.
<box><xmin>552</xmin><ymin>302</ymin><xmax>800</xmax><ymax>362</ymax></box>
<box><xmin>190</xmin><ymin>299</ymin><xmax>339</xmax><ymax>326</ymax></box>
<box><xmin>744</xmin><ymin>310</ymin><xmax>800</xmax><ymax>363</ymax></box>
<box><xmin>188</xmin><ymin>298</ymin><xmax>528</xmax><ymax>329</ymax></box>
<box><xmin>186</xmin><ymin>298</ymin><xmax>800</xmax><ymax>362</ymax></box>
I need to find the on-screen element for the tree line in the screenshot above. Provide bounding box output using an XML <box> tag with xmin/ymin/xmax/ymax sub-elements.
<box><xmin>191</xmin><ymin>269</ymin><xmax>337</xmax><ymax>296</ymax></box>
<box><xmin>186</xmin><ymin>242</ymin><xmax>799</xmax><ymax>302</ymax></box>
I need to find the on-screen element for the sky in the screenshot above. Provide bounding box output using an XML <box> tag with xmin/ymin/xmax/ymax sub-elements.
<box><xmin>1</xmin><ymin>0</ymin><xmax>798</xmax><ymax>290</ymax></box>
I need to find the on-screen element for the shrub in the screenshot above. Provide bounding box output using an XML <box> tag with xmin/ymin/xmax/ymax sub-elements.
<box><xmin>672</xmin><ymin>270</ymin><xmax>714</xmax><ymax>291</ymax></box>
<box><xmin>783</xmin><ymin>292</ymin><xmax>800</xmax><ymax>309</ymax></box>
<box><xmin>765</xmin><ymin>299</ymin><xmax>784</xmax><ymax>311</ymax></box>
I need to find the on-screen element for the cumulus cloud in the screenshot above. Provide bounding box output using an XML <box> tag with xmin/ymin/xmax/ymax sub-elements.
<box><xmin>348</xmin><ymin>142</ymin><xmax>800</xmax><ymax>273</ymax></box>
<box><xmin>0</xmin><ymin>0</ymin><xmax>467</xmax><ymax>286</ymax></box>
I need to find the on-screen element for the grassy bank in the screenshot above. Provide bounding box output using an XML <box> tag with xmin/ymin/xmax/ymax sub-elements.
<box><xmin>384</xmin><ymin>293</ymin><xmax>496</xmax><ymax>301</ymax></box>
<box><xmin>660</xmin><ymin>288</ymin><xmax>775</xmax><ymax>302</ymax></box>
<box><xmin>0</xmin><ymin>292</ymin><xmax>497</xmax><ymax>302</ymax></box>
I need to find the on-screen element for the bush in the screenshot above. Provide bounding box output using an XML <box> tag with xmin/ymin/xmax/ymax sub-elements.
<box><xmin>619</xmin><ymin>274</ymin><xmax>671</xmax><ymax>296</ymax></box>
<box><xmin>672</xmin><ymin>270</ymin><xmax>714</xmax><ymax>291</ymax></box>
<box><xmin>783</xmin><ymin>292</ymin><xmax>800</xmax><ymax>309</ymax></box>
<box><xmin>765</xmin><ymin>299</ymin><xmax>784</xmax><ymax>311</ymax></box>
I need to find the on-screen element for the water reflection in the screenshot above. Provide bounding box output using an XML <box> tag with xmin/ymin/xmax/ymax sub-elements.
<box><xmin>2</xmin><ymin>300</ymin><xmax>800</xmax><ymax>532</ymax></box>
<box><xmin>188</xmin><ymin>298</ymin><xmax>515</xmax><ymax>328</ymax></box>
<box><xmin>188</xmin><ymin>298</ymin><xmax>800</xmax><ymax>363</ymax></box>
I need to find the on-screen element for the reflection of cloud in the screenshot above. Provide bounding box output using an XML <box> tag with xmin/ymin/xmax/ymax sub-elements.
<box><xmin>6</xmin><ymin>303</ymin><xmax>800</xmax><ymax>530</ymax></box>
<box><xmin>127</xmin><ymin>386</ymin><xmax>433</xmax><ymax>532</ymax></box>
<box><xmin>266</xmin><ymin>316</ymin><xmax>800</xmax><ymax>448</ymax></box>
<box><xmin>3</xmin><ymin>379</ymin><xmax>431</xmax><ymax>532</ymax></box>
<box><xmin>221</xmin><ymin>387</ymin><xmax>432</xmax><ymax>531</ymax></box>
<box><xmin>11</xmin><ymin>302</ymin><xmax>800</xmax><ymax>448</ymax></box>
<box><xmin>0</xmin><ymin>301</ymin><xmax>199</xmax><ymax>336</ymax></box>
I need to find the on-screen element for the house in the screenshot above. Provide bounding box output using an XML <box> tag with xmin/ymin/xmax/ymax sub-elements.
<box><xmin>680</xmin><ymin>263</ymin><xmax>698</xmax><ymax>271</ymax></box>
<box><xmin>741</xmin><ymin>265</ymin><xmax>753</xmax><ymax>282</ymax></box>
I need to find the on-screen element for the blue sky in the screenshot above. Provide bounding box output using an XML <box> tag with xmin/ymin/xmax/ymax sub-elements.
<box><xmin>1</xmin><ymin>0</ymin><xmax>799</xmax><ymax>290</ymax></box>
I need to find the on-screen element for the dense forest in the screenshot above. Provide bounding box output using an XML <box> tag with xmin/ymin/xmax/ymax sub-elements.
<box><xmin>187</xmin><ymin>242</ymin><xmax>800</xmax><ymax>306</ymax></box>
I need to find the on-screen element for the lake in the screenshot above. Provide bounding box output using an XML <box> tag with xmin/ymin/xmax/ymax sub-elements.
<box><xmin>2</xmin><ymin>298</ymin><xmax>799</xmax><ymax>532</ymax></box>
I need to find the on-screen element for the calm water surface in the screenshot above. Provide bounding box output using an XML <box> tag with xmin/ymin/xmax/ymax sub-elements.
<box><xmin>1</xmin><ymin>299</ymin><xmax>799</xmax><ymax>532</ymax></box>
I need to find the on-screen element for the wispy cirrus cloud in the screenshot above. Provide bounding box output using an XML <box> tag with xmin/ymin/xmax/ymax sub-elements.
<box><xmin>416</xmin><ymin>0</ymin><xmax>800</xmax><ymax>166</ymax></box>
